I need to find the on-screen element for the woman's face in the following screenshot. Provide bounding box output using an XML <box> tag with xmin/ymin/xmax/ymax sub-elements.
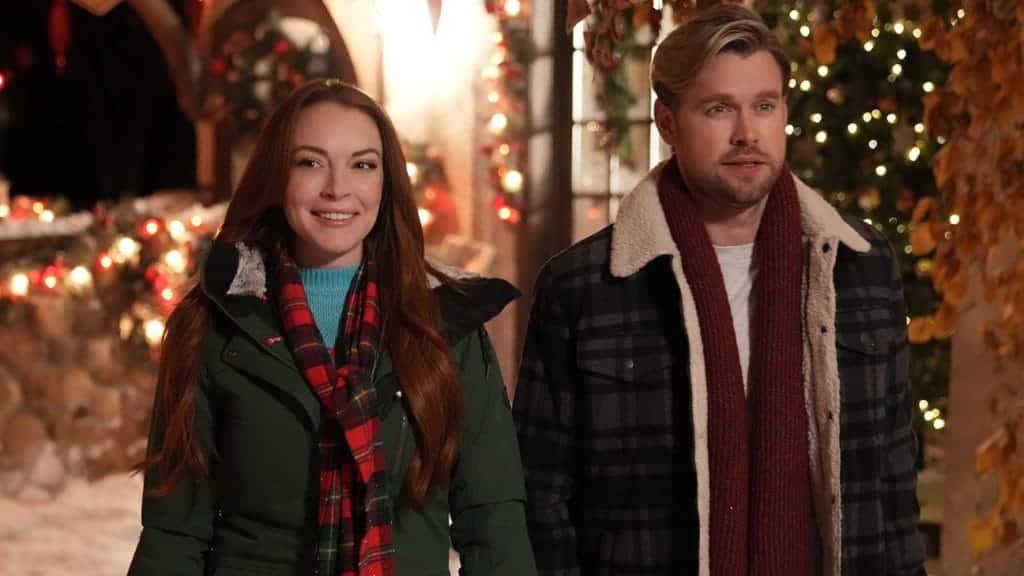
<box><xmin>283</xmin><ymin>101</ymin><xmax>384</xmax><ymax>269</ymax></box>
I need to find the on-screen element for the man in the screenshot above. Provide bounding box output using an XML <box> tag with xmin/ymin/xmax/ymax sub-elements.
<box><xmin>513</xmin><ymin>4</ymin><xmax>926</xmax><ymax>575</ymax></box>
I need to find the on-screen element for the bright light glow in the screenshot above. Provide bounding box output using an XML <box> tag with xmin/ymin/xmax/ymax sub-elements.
<box><xmin>907</xmin><ymin>147</ymin><xmax>921</xmax><ymax>162</ymax></box>
<box><xmin>915</xmin><ymin>123</ymin><xmax>925</xmax><ymax>134</ymax></box>
<box><xmin>504</xmin><ymin>0</ymin><xmax>521</xmax><ymax>17</ymax></box>
<box><xmin>897</xmin><ymin>49</ymin><xmax>907</xmax><ymax>60</ymax></box>
<box><xmin>502</xmin><ymin>169</ymin><xmax>524</xmax><ymax>192</ymax></box>
<box><xmin>418</xmin><ymin>208</ymin><xmax>434</xmax><ymax>227</ymax></box>
<box><xmin>919</xmin><ymin>400</ymin><xmax>930</xmax><ymax>411</ymax></box>
<box><xmin>893</xmin><ymin>22</ymin><xmax>905</xmax><ymax>34</ymax></box>
<box><xmin>817</xmin><ymin>65</ymin><xmax>829</xmax><ymax>77</ymax></box>
<box><xmin>864</xmin><ymin>40</ymin><xmax>875</xmax><ymax>52</ymax></box>
<box><xmin>489</xmin><ymin>113</ymin><xmax>509</xmax><ymax>133</ymax></box>
<box><xmin>800</xmin><ymin>80</ymin><xmax>812</xmax><ymax>92</ymax></box>
<box><xmin>69</xmin><ymin>266</ymin><xmax>92</xmax><ymax>287</ymax></box>
<box><xmin>785</xmin><ymin>124</ymin><xmax>795</xmax><ymax>135</ymax></box>
<box><xmin>165</xmin><ymin>250</ymin><xmax>187</xmax><ymax>274</ymax></box>
<box><xmin>815</xmin><ymin>131</ymin><xmax>828</xmax><ymax>143</ymax></box>
<box><xmin>848</xmin><ymin>123</ymin><xmax>859</xmax><ymax>135</ymax></box>
<box><xmin>887</xmin><ymin>113</ymin><xmax>898</xmax><ymax>124</ymax></box>
<box><xmin>789</xmin><ymin>9</ymin><xmax>800</xmax><ymax>21</ymax></box>
<box><xmin>144</xmin><ymin>319</ymin><xmax>166</xmax><ymax>346</ymax></box>
<box><xmin>868</xmin><ymin>139</ymin><xmax>879</xmax><ymax>149</ymax></box>
<box><xmin>949</xmin><ymin>213</ymin><xmax>961</xmax><ymax>225</ymax></box>
<box><xmin>10</xmin><ymin>273</ymin><xmax>29</xmax><ymax>296</ymax></box>
<box><xmin>800</xmin><ymin>25</ymin><xmax>811</xmax><ymax>37</ymax></box>
<box><xmin>876</xmin><ymin>165</ymin><xmax>888</xmax><ymax>176</ymax></box>
<box><xmin>406</xmin><ymin>162</ymin><xmax>419</xmax><ymax>183</ymax></box>
<box><xmin>923</xmin><ymin>82</ymin><xmax>935</xmax><ymax>93</ymax></box>
<box><xmin>892</xmin><ymin>63</ymin><xmax>903</xmax><ymax>75</ymax></box>
<box><xmin>40</xmin><ymin>210</ymin><xmax>55</xmax><ymax>223</ymax></box>
<box><xmin>44</xmin><ymin>275</ymin><xmax>58</xmax><ymax>289</ymax></box>
<box><xmin>811</xmin><ymin>113</ymin><xmax>823</xmax><ymax>123</ymax></box>
<box><xmin>167</xmin><ymin>220</ymin><xmax>187</xmax><ymax>241</ymax></box>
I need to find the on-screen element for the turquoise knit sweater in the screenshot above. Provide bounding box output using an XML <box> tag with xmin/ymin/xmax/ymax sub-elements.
<box><xmin>299</xmin><ymin>265</ymin><xmax>359</xmax><ymax>350</ymax></box>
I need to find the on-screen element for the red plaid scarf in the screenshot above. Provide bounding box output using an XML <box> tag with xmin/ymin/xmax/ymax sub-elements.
<box><xmin>657</xmin><ymin>160</ymin><xmax>815</xmax><ymax>575</ymax></box>
<box><xmin>274</xmin><ymin>254</ymin><xmax>395</xmax><ymax>576</ymax></box>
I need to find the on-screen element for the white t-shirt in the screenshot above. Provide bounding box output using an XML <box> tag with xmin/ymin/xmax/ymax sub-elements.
<box><xmin>713</xmin><ymin>243</ymin><xmax>757</xmax><ymax>394</ymax></box>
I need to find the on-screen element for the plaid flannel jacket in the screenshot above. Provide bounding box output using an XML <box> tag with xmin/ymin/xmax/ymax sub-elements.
<box><xmin>513</xmin><ymin>165</ymin><xmax>926</xmax><ymax>576</ymax></box>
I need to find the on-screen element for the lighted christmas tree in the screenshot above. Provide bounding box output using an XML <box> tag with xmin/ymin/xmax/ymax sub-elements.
<box><xmin>757</xmin><ymin>0</ymin><xmax>953</xmax><ymax>432</ymax></box>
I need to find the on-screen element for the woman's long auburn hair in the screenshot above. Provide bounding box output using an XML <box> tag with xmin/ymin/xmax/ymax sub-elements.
<box><xmin>139</xmin><ymin>79</ymin><xmax>464</xmax><ymax>510</ymax></box>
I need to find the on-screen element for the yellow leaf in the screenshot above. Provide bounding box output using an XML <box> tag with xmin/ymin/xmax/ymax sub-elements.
<box><xmin>910</xmin><ymin>225</ymin><xmax>937</xmax><ymax>256</ymax></box>
<box><xmin>945</xmin><ymin>268</ymin><xmax>970</xmax><ymax>307</ymax></box>
<box><xmin>969</xmin><ymin>518</ymin><xmax>997</xmax><ymax>555</ymax></box>
<box><xmin>907</xmin><ymin>316</ymin><xmax>934</xmax><ymax>344</ymax></box>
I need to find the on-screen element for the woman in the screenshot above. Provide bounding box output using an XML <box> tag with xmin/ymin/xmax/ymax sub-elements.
<box><xmin>128</xmin><ymin>79</ymin><xmax>536</xmax><ymax>576</ymax></box>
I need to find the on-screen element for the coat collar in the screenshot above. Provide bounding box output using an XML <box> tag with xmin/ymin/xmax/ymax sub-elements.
<box><xmin>610</xmin><ymin>159</ymin><xmax>871</xmax><ymax>278</ymax></box>
<box><xmin>200</xmin><ymin>240</ymin><xmax>519</xmax><ymax>345</ymax></box>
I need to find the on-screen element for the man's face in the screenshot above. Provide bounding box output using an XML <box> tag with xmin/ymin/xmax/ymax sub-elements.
<box><xmin>655</xmin><ymin>50</ymin><xmax>788</xmax><ymax>209</ymax></box>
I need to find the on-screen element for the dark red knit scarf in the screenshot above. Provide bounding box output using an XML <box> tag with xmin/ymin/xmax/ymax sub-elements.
<box><xmin>274</xmin><ymin>254</ymin><xmax>394</xmax><ymax>576</ymax></box>
<box><xmin>657</xmin><ymin>159</ymin><xmax>814</xmax><ymax>575</ymax></box>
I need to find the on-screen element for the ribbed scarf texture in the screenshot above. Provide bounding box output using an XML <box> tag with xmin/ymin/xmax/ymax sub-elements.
<box><xmin>657</xmin><ymin>160</ymin><xmax>815</xmax><ymax>575</ymax></box>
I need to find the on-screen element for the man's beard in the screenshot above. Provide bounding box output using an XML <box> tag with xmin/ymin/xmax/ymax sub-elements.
<box><xmin>682</xmin><ymin>159</ymin><xmax>783</xmax><ymax>210</ymax></box>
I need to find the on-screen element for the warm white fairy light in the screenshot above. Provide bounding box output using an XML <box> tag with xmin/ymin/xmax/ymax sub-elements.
<box><xmin>167</xmin><ymin>220</ymin><xmax>188</xmax><ymax>242</ymax></box>
<box><xmin>915</xmin><ymin>123</ymin><xmax>925</xmax><ymax>134</ymax></box>
<box><xmin>789</xmin><ymin>9</ymin><xmax>800</xmax><ymax>21</ymax></box>
<box><xmin>848</xmin><ymin>123</ymin><xmax>859</xmax><ymax>135</ymax></box>
<box><xmin>40</xmin><ymin>210</ymin><xmax>55</xmax><ymax>223</ymax></box>
<box><xmin>871</xmin><ymin>28</ymin><xmax>880</xmax><ymax>38</ymax></box>
<box><xmin>817</xmin><ymin>65</ymin><xmax>829</xmax><ymax>77</ymax></box>
<box><xmin>887</xmin><ymin>113</ymin><xmax>898</xmax><ymax>124</ymax></box>
<box><xmin>800</xmin><ymin>80</ymin><xmax>812</xmax><ymax>92</ymax></box>
<box><xmin>891</xmin><ymin>63</ymin><xmax>903</xmax><ymax>76</ymax></box>
<box><xmin>504</xmin><ymin>0</ymin><xmax>521</xmax><ymax>17</ymax></box>
<box><xmin>69</xmin><ymin>266</ymin><xmax>92</xmax><ymax>288</ymax></box>
<box><xmin>862</xmin><ymin>112</ymin><xmax>873</xmax><ymax>123</ymax></box>
<box><xmin>502</xmin><ymin>169</ymin><xmax>524</xmax><ymax>192</ymax></box>
<box><xmin>934</xmin><ymin>418</ymin><xmax>946</xmax><ymax>430</ymax></box>
<box><xmin>949</xmin><ymin>213</ymin><xmax>961</xmax><ymax>225</ymax></box>
<box><xmin>872</xmin><ymin>109</ymin><xmax>882</xmax><ymax>119</ymax></box>
<box><xmin>144</xmin><ymin>319</ymin><xmax>166</xmax><ymax>346</ymax></box>
<box><xmin>785</xmin><ymin>124</ymin><xmax>795</xmax><ymax>135</ymax></box>
<box><xmin>923</xmin><ymin>82</ymin><xmax>935</xmax><ymax>93</ymax></box>
<box><xmin>800</xmin><ymin>25</ymin><xmax>811</xmax><ymax>38</ymax></box>
<box><xmin>868</xmin><ymin>139</ymin><xmax>879</xmax><ymax>149</ymax></box>
<box><xmin>893</xmin><ymin>22</ymin><xmax>905</xmax><ymax>35</ymax></box>
<box><xmin>957</xmin><ymin>8</ymin><xmax>966</xmax><ymax>19</ymax></box>
<box><xmin>164</xmin><ymin>249</ymin><xmax>187</xmax><ymax>274</ymax></box>
<box><xmin>913</xmin><ymin>28</ymin><xmax>922</xmax><ymax>39</ymax></box>
<box><xmin>897</xmin><ymin>49</ymin><xmax>907</xmax><ymax>60</ymax></box>
<box><xmin>811</xmin><ymin>112</ymin><xmax>823</xmax><ymax>124</ymax></box>
<box><xmin>788</xmin><ymin>78</ymin><xmax>798</xmax><ymax>89</ymax></box>
<box><xmin>489</xmin><ymin>113</ymin><xmax>509</xmax><ymax>134</ymax></box>
<box><xmin>406</xmin><ymin>162</ymin><xmax>419</xmax><ymax>183</ymax></box>
<box><xmin>875</xmin><ymin>165</ymin><xmax>888</xmax><ymax>176</ymax></box>
<box><xmin>907</xmin><ymin>147</ymin><xmax>922</xmax><ymax>162</ymax></box>
<box><xmin>10</xmin><ymin>273</ymin><xmax>29</xmax><ymax>297</ymax></box>
<box><xmin>937</xmin><ymin>135</ymin><xmax>948</xmax><ymax>144</ymax></box>
<box><xmin>864</xmin><ymin>40</ymin><xmax>875</xmax><ymax>52</ymax></box>
<box><xmin>815</xmin><ymin>131</ymin><xmax>828</xmax><ymax>143</ymax></box>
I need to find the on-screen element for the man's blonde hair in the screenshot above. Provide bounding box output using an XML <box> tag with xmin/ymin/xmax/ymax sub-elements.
<box><xmin>651</xmin><ymin>3</ymin><xmax>789</xmax><ymax>109</ymax></box>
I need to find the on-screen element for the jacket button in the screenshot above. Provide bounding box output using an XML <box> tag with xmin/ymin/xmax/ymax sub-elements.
<box><xmin>625</xmin><ymin>360</ymin><xmax>634</xmax><ymax>370</ymax></box>
<box><xmin>226</xmin><ymin>349</ymin><xmax>239</xmax><ymax>358</ymax></box>
<box><xmin>822</xmin><ymin>243</ymin><xmax>830</xmax><ymax>253</ymax></box>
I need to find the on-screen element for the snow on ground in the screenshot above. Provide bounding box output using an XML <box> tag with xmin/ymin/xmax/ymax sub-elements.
<box><xmin>0</xmin><ymin>474</ymin><xmax>143</xmax><ymax>576</ymax></box>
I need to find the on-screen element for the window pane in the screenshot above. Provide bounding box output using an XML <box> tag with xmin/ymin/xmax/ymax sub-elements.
<box><xmin>572</xmin><ymin>123</ymin><xmax>610</xmax><ymax>193</ymax></box>
<box><xmin>572</xmin><ymin>51</ymin><xmax>605</xmax><ymax>122</ymax></box>
<box><xmin>573</xmin><ymin>196</ymin><xmax>610</xmax><ymax>242</ymax></box>
<box><xmin>610</xmin><ymin>124</ymin><xmax>652</xmax><ymax>193</ymax></box>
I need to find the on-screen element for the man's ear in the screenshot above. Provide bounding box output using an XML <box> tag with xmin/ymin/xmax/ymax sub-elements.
<box><xmin>653</xmin><ymin>99</ymin><xmax>676</xmax><ymax>145</ymax></box>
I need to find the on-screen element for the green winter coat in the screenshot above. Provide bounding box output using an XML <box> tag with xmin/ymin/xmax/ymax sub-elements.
<box><xmin>128</xmin><ymin>241</ymin><xmax>537</xmax><ymax>576</ymax></box>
